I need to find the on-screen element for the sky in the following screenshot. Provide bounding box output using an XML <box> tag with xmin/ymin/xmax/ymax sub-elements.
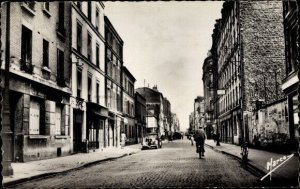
<box><xmin>104</xmin><ymin>1</ymin><xmax>223</xmax><ymax>131</ymax></box>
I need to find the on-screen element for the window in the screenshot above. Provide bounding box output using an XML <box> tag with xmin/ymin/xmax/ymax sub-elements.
<box><xmin>23</xmin><ymin>2</ymin><xmax>35</xmax><ymax>11</ymax></box>
<box><xmin>96</xmin><ymin>82</ymin><xmax>100</xmax><ymax>104</ymax></box>
<box><xmin>96</xmin><ymin>43</ymin><xmax>100</xmax><ymax>67</ymax></box>
<box><xmin>77</xmin><ymin>70</ymin><xmax>82</xmax><ymax>98</ymax></box>
<box><xmin>88</xmin><ymin>76</ymin><xmax>92</xmax><ymax>102</ymax></box>
<box><xmin>44</xmin><ymin>2</ymin><xmax>50</xmax><ymax>11</ymax></box>
<box><xmin>21</xmin><ymin>25</ymin><xmax>32</xmax><ymax>64</ymax></box>
<box><xmin>43</xmin><ymin>39</ymin><xmax>49</xmax><ymax>67</ymax></box>
<box><xmin>107</xmin><ymin>87</ymin><xmax>111</xmax><ymax>108</ymax></box>
<box><xmin>96</xmin><ymin>8</ymin><xmax>100</xmax><ymax>31</ymax></box>
<box><xmin>55</xmin><ymin>104</ymin><xmax>62</xmax><ymax>135</ymax></box>
<box><xmin>286</xmin><ymin>26</ymin><xmax>298</xmax><ymax>74</ymax></box>
<box><xmin>57</xmin><ymin>49</ymin><xmax>64</xmax><ymax>86</ymax></box>
<box><xmin>88</xmin><ymin>2</ymin><xmax>92</xmax><ymax>22</ymax></box>
<box><xmin>87</xmin><ymin>33</ymin><xmax>92</xmax><ymax>61</ymax></box>
<box><xmin>77</xmin><ymin>23</ymin><xmax>82</xmax><ymax>53</ymax></box>
<box><xmin>77</xmin><ymin>2</ymin><xmax>82</xmax><ymax>10</ymax></box>
<box><xmin>58</xmin><ymin>2</ymin><xmax>64</xmax><ymax>33</ymax></box>
<box><xmin>29</xmin><ymin>99</ymin><xmax>45</xmax><ymax>135</ymax></box>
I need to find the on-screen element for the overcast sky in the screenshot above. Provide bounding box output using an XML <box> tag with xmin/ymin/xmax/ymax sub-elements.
<box><xmin>104</xmin><ymin>1</ymin><xmax>223</xmax><ymax>131</ymax></box>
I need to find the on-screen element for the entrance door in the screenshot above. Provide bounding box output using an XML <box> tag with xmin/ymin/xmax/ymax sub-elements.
<box><xmin>73</xmin><ymin>110</ymin><xmax>83</xmax><ymax>152</ymax></box>
<box><xmin>109</xmin><ymin>122</ymin><xmax>114</xmax><ymax>147</ymax></box>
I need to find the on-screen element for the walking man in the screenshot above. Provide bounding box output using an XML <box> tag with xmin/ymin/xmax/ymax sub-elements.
<box><xmin>194</xmin><ymin>126</ymin><xmax>206</xmax><ymax>156</ymax></box>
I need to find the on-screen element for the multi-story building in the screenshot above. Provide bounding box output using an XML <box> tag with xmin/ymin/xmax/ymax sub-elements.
<box><xmin>1</xmin><ymin>2</ymin><xmax>72</xmax><ymax>163</ymax></box>
<box><xmin>189</xmin><ymin>96</ymin><xmax>205</xmax><ymax>135</ymax></box>
<box><xmin>122</xmin><ymin>66</ymin><xmax>136</xmax><ymax>144</ymax></box>
<box><xmin>282</xmin><ymin>0</ymin><xmax>299</xmax><ymax>151</ymax></box>
<box><xmin>135</xmin><ymin>92</ymin><xmax>147</xmax><ymax>143</ymax></box>
<box><xmin>104</xmin><ymin>16</ymin><xmax>124</xmax><ymax>148</ymax></box>
<box><xmin>136</xmin><ymin>86</ymin><xmax>164</xmax><ymax>137</ymax></box>
<box><xmin>214</xmin><ymin>1</ymin><xmax>286</xmax><ymax>146</ymax></box>
<box><xmin>70</xmin><ymin>2</ymin><xmax>108</xmax><ymax>152</ymax></box>
<box><xmin>171</xmin><ymin>113</ymin><xmax>180</xmax><ymax>132</ymax></box>
<box><xmin>163</xmin><ymin>97</ymin><xmax>172</xmax><ymax>135</ymax></box>
<box><xmin>202</xmin><ymin>52</ymin><xmax>215</xmax><ymax>139</ymax></box>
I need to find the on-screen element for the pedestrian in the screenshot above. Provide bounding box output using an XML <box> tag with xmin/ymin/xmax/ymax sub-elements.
<box><xmin>190</xmin><ymin>135</ymin><xmax>194</xmax><ymax>146</ymax></box>
<box><xmin>121</xmin><ymin>133</ymin><xmax>126</xmax><ymax>148</ymax></box>
<box><xmin>194</xmin><ymin>127</ymin><xmax>206</xmax><ymax>156</ymax></box>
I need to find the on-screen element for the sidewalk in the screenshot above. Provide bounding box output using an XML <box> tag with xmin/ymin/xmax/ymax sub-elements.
<box><xmin>205</xmin><ymin>139</ymin><xmax>298</xmax><ymax>186</ymax></box>
<box><xmin>2</xmin><ymin>143</ymin><xmax>142</xmax><ymax>187</ymax></box>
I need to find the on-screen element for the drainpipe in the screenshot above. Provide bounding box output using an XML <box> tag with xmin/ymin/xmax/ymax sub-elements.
<box><xmin>2</xmin><ymin>1</ymin><xmax>14</xmax><ymax>176</ymax></box>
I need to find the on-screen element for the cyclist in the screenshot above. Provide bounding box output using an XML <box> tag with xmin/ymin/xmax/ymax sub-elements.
<box><xmin>194</xmin><ymin>126</ymin><xmax>206</xmax><ymax>156</ymax></box>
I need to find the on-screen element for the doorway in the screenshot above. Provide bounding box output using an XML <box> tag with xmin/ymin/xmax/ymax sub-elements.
<box><xmin>73</xmin><ymin>110</ymin><xmax>83</xmax><ymax>152</ymax></box>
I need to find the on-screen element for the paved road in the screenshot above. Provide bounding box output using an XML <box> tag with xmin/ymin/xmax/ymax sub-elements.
<box><xmin>10</xmin><ymin>140</ymin><xmax>263</xmax><ymax>188</ymax></box>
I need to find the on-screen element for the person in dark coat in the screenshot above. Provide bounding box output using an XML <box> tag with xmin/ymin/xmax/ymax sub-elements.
<box><xmin>193</xmin><ymin>127</ymin><xmax>206</xmax><ymax>155</ymax></box>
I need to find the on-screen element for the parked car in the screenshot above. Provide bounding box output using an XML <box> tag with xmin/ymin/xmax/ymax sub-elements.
<box><xmin>142</xmin><ymin>133</ymin><xmax>162</xmax><ymax>149</ymax></box>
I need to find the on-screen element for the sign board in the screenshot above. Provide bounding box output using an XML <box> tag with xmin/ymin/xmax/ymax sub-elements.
<box><xmin>217</xmin><ymin>90</ymin><xmax>225</xmax><ymax>95</ymax></box>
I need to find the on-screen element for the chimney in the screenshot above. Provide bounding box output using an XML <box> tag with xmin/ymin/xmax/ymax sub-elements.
<box><xmin>153</xmin><ymin>85</ymin><xmax>158</xmax><ymax>91</ymax></box>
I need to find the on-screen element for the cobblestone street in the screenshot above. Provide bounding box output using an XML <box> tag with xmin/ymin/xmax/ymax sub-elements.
<box><xmin>10</xmin><ymin>140</ymin><xmax>262</xmax><ymax>188</ymax></box>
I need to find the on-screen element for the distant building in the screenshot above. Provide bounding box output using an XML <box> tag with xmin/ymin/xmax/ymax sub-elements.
<box><xmin>135</xmin><ymin>92</ymin><xmax>147</xmax><ymax>143</ymax></box>
<box><xmin>202</xmin><ymin>51</ymin><xmax>215</xmax><ymax>139</ymax></box>
<box><xmin>136</xmin><ymin>86</ymin><xmax>164</xmax><ymax>137</ymax></box>
<box><xmin>189</xmin><ymin>96</ymin><xmax>205</xmax><ymax>134</ymax></box>
<box><xmin>163</xmin><ymin>97</ymin><xmax>172</xmax><ymax>134</ymax></box>
<box><xmin>122</xmin><ymin>66</ymin><xmax>136</xmax><ymax>144</ymax></box>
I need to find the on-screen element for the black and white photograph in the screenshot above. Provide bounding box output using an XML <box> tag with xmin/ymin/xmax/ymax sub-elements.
<box><xmin>1</xmin><ymin>1</ymin><xmax>299</xmax><ymax>188</ymax></box>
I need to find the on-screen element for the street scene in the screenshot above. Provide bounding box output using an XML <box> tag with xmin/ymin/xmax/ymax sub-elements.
<box><xmin>1</xmin><ymin>1</ymin><xmax>300</xmax><ymax>188</ymax></box>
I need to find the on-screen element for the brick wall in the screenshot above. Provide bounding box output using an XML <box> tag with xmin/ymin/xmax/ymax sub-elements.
<box><xmin>240</xmin><ymin>1</ymin><xmax>286</xmax><ymax>111</ymax></box>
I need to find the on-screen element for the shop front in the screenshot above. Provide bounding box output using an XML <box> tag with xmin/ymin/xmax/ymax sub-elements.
<box><xmin>86</xmin><ymin>102</ymin><xmax>108</xmax><ymax>151</ymax></box>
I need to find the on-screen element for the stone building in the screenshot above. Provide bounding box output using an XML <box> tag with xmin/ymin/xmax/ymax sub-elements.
<box><xmin>1</xmin><ymin>2</ymin><xmax>72</xmax><ymax>162</ymax></box>
<box><xmin>135</xmin><ymin>92</ymin><xmax>147</xmax><ymax>143</ymax></box>
<box><xmin>163</xmin><ymin>97</ymin><xmax>172</xmax><ymax>135</ymax></box>
<box><xmin>202</xmin><ymin>52</ymin><xmax>215</xmax><ymax>139</ymax></box>
<box><xmin>189</xmin><ymin>96</ymin><xmax>205</xmax><ymax>134</ymax></box>
<box><xmin>104</xmin><ymin>16</ymin><xmax>124</xmax><ymax>148</ymax></box>
<box><xmin>213</xmin><ymin>1</ymin><xmax>286</xmax><ymax>146</ymax></box>
<box><xmin>171</xmin><ymin>113</ymin><xmax>180</xmax><ymax>132</ymax></box>
<box><xmin>136</xmin><ymin>86</ymin><xmax>164</xmax><ymax>136</ymax></box>
<box><xmin>122</xmin><ymin>66</ymin><xmax>136</xmax><ymax>144</ymax></box>
<box><xmin>281</xmin><ymin>1</ymin><xmax>299</xmax><ymax>151</ymax></box>
<box><xmin>70</xmin><ymin>2</ymin><xmax>108</xmax><ymax>152</ymax></box>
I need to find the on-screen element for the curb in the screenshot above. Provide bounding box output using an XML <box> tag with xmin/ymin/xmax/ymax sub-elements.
<box><xmin>3</xmin><ymin>149</ymin><xmax>141</xmax><ymax>188</ymax></box>
<box><xmin>205</xmin><ymin>144</ymin><xmax>266</xmax><ymax>178</ymax></box>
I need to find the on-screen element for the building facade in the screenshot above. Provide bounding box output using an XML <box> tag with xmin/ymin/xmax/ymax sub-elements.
<box><xmin>163</xmin><ymin>97</ymin><xmax>172</xmax><ymax>135</ymax></box>
<box><xmin>213</xmin><ymin>1</ymin><xmax>286</xmax><ymax>146</ymax></box>
<box><xmin>189</xmin><ymin>96</ymin><xmax>205</xmax><ymax>134</ymax></box>
<box><xmin>70</xmin><ymin>1</ymin><xmax>108</xmax><ymax>152</ymax></box>
<box><xmin>135</xmin><ymin>92</ymin><xmax>147</xmax><ymax>143</ymax></box>
<box><xmin>122</xmin><ymin>66</ymin><xmax>136</xmax><ymax>144</ymax></box>
<box><xmin>282</xmin><ymin>0</ymin><xmax>299</xmax><ymax>151</ymax></box>
<box><xmin>136</xmin><ymin>86</ymin><xmax>164</xmax><ymax>137</ymax></box>
<box><xmin>202</xmin><ymin>52</ymin><xmax>215</xmax><ymax>139</ymax></box>
<box><xmin>1</xmin><ymin>2</ymin><xmax>72</xmax><ymax>162</ymax></box>
<box><xmin>104</xmin><ymin>16</ymin><xmax>124</xmax><ymax>148</ymax></box>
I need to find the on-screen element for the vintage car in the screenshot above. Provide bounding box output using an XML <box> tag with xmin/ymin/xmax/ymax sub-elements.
<box><xmin>142</xmin><ymin>133</ymin><xmax>162</xmax><ymax>149</ymax></box>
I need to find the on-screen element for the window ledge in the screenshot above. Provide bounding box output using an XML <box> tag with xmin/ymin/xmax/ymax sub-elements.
<box><xmin>43</xmin><ymin>8</ymin><xmax>51</xmax><ymax>17</ymax></box>
<box><xmin>42</xmin><ymin>66</ymin><xmax>52</xmax><ymax>73</ymax></box>
<box><xmin>29</xmin><ymin>135</ymin><xmax>48</xmax><ymax>139</ymax></box>
<box><xmin>21</xmin><ymin>3</ymin><xmax>36</xmax><ymax>16</ymax></box>
<box><xmin>55</xmin><ymin>135</ymin><xmax>69</xmax><ymax>139</ymax></box>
